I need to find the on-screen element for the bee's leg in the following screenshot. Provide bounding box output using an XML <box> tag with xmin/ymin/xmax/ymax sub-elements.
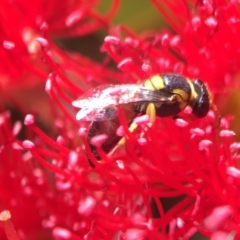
<box><xmin>108</xmin><ymin>122</ymin><xmax>138</xmax><ymax>156</ymax></box>
<box><xmin>108</xmin><ymin>103</ymin><xmax>156</xmax><ymax>156</ymax></box>
<box><xmin>146</xmin><ymin>103</ymin><xmax>156</xmax><ymax>125</ymax></box>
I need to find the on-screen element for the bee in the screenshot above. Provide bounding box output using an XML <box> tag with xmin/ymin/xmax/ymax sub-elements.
<box><xmin>72</xmin><ymin>73</ymin><xmax>215</xmax><ymax>165</ymax></box>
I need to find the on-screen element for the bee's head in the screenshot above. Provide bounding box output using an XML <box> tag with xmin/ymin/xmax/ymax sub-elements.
<box><xmin>190</xmin><ymin>79</ymin><xmax>211</xmax><ymax>118</ymax></box>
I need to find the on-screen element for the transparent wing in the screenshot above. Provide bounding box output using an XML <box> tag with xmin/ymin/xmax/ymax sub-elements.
<box><xmin>72</xmin><ymin>84</ymin><xmax>140</xmax><ymax>109</ymax></box>
<box><xmin>72</xmin><ymin>84</ymin><xmax>174</xmax><ymax>121</ymax></box>
<box><xmin>76</xmin><ymin>106</ymin><xmax>119</xmax><ymax>122</ymax></box>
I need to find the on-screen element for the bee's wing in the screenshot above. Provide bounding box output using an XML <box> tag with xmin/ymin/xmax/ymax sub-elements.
<box><xmin>72</xmin><ymin>84</ymin><xmax>138</xmax><ymax>109</ymax></box>
<box><xmin>75</xmin><ymin>106</ymin><xmax>119</xmax><ymax>122</ymax></box>
<box><xmin>72</xmin><ymin>84</ymin><xmax>173</xmax><ymax>121</ymax></box>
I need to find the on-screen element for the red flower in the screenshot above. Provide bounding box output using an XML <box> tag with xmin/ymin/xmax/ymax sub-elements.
<box><xmin>103</xmin><ymin>0</ymin><xmax>240</xmax><ymax>92</ymax></box>
<box><xmin>0</xmin><ymin>0</ymin><xmax>119</xmax><ymax>89</ymax></box>
<box><xmin>1</xmin><ymin>0</ymin><xmax>240</xmax><ymax>239</ymax></box>
<box><xmin>153</xmin><ymin>0</ymin><xmax>240</xmax><ymax>91</ymax></box>
<box><xmin>18</xmin><ymin>103</ymin><xmax>240</xmax><ymax>239</ymax></box>
<box><xmin>0</xmin><ymin>111</ymin><xmax>51</xmax><ymax>239</ymax></box>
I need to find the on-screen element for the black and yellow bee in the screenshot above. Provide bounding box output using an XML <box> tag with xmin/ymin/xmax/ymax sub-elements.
<box><xmin>72</xmin><ymin>73</ymin><xmax>215</xmax><ymax>164</ymax></box>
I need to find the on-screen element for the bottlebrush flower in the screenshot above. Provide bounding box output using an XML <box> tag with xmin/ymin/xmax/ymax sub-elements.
<box><xmin>0</xmin><ymin>111</ymin><xmax>52</xmax><ymax>239</ymax></box>
<box><xmin>157</xmin><ymin>0</ymin><xmax>240</xmax><ymax>91</ymax></box>
<box><xmin>19</xmin><ymin>103</ymin><xmax>240</xmax><ymax>239</ymax></box>
<box><xmin>103</xmin><ymin>0</ymin><xmax>240</xmax><ymax>92</ymax></box>
<box><xmin>0</xmin><ymin>0</ymin><xmax>119</xmax><ymax>89</ymax></box>
<box><xmin>21</xmin><ymin>11</ymin><xmax>240</xmax><ymax>240</ymax></box>
<box><xmin>2</xmin><ymin>0</ymin><xmax>240</xmax><ymax>240</ymax></box>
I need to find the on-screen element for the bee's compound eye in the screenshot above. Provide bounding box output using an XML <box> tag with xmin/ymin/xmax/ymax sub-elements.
<box><xmin>191</xmin><ymin>79</ymin><xmax>210</xmax><ymax>118</ymax></box>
